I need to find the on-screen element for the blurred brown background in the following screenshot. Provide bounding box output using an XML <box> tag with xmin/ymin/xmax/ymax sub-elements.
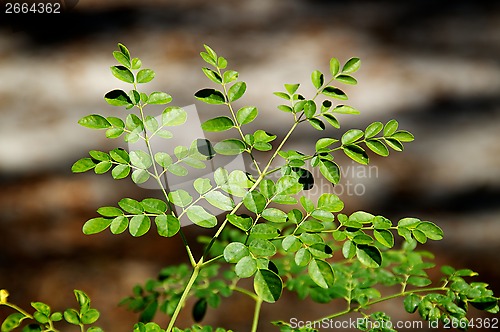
<box><xmin>1</xmin><ymin>0</ymin><xmax>499</xmax><ymax>331</ymax></box>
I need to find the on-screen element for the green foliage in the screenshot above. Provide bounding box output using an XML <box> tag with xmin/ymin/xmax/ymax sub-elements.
<box><xmin>2</xmin><ymin>43</ymin><xmax>497</xmax><ymax>332</ymax></box>
<box><xmin>0</xmin><ymin>289</ymin><xmax>102</xmax><ymax>332</ymax></box>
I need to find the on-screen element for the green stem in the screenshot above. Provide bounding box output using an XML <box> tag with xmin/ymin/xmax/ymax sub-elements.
<box><xmin>232</xmin><ymin>286</ymin><xmax>259</xmax><ymax>302</ymax></box>
<box><xmin>166</xmin><ymin>264</ymin><xmax>201</xmax><ymax>332</ymax></box>
<box><xmin>251</xmin><ymin>298</ymin><xmax>263</xmax><ymax>332</ymax></box>
<box><xmin>219</xmin><ymin>70</ymin><xmax>262</xmax><ymax>175</ymax></box>
<box><xmin>1</xmin><ymin>302</ymin><xmax>33</xmax><ymax>319</ymax></box>
<box><xmin>314</xmin><ymin>285</ymin><xmax>447</xmax><ymax>323</ymax></box>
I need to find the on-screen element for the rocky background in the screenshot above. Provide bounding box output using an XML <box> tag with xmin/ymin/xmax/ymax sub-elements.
<box><xmin>1</xmin><ymin>0</ymin><xmax>499</xmax><ymax>331</ymax></box>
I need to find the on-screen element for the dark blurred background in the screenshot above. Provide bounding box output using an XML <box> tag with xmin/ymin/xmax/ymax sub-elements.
<box><xmin>1</xmin><ymin>0</ymin><xmax>499</xmax><ymax>331</ymax></box>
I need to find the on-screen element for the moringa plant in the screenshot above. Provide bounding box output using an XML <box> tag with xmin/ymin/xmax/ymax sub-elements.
<box><xmin>1</xmin><ymin>44</ymin><xmax>498</xmax><ymax>332</ymax></box>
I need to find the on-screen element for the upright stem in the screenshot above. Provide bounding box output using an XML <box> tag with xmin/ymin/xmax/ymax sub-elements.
<box><xmin>166</xmin><ymin>264</ymin><xmax>202</xmax><ymax>332</ymax></box>
<box><xmin>251</xmin><ymin>298</ymin><xmax>263</xmax><ymax>332</ymax></box>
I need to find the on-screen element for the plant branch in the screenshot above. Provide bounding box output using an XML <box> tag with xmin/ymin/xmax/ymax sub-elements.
<box><xmin>313</xmin><ymin>285</ymin><xmax>448</xmax><ymax>323</ymax></box>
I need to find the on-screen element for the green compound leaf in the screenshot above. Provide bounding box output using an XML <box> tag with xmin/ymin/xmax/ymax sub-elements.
<box><xmin>366</xmin><ymin>139</ymin><xmax>389</xmax><ymax>157</ymax></box>
<box><xmin>331</xmin><ymin>105</ymin><xmax>360</xmax><ymax>114</ymax></box>
<box><xmin>223</xmin><ymin>70</ymin><xmax>239</xmax><ymax>84</ymax></box>
<box><xmin>275</xmin><ymin>175</ymin><xmax>303</xmax><ymax>196</ymax></box>
<box><xmin>228</xmin><ymin>81</ymin><xmax>246</xmax><ymax>102</ymax></box>
<box><xmin>132</xmin><ymin>168</ymin><xmax>150</xmax><ymax>183</ymax></box>
<box><xmin>341</xmin><ymin>129</ymin><xmax>364</xmax><ymax>145</ymax></box>
<box><xmin>162</xmin><ymin>106</ymin><xmax>187</xmax><ymax>126</ymax></box>
<box><xmin>31</xmin><ymin>302</ymin><xmax>50</xmax><ymax>316</ymax></box>
<box><xmin>144</xmin><ymin>115</ymin><xmax>159</xmax><ymax>133</ymax></box>
<box><xmin>311</xmin><ymin>209</ymin><xmax>334</xmax><ymax>222</ymax></box>
<box><xmin>315</xmin><ymin>138</ymin><xmax>338</xmax><ymax>152</ymax></box>
<box><xmin>391</xmin><ymin>130</ymin><xmax>414</xmax><ymax>142</ymax></box>
<box><xmin>110</xmin><ymin>148</ymin><xmax>129</xmax><ymax>163</ymax></box>
<box><xmin>81</xmin><ymin>309</ymin><xmax>100</xmax><ymax>325</ymax></box>
<box><xmin>112</xmin><ymin>164</ymin><xmax>130</xmax><ymax>179</ymax></box>
<box><xmin>342</xmin><ymin>57</ymin><xmax>361</xmax><ymax>74</ymax></box>
<box><xmin>311</xmin><ymin>70</ymin><xmax>324</xmax><ymax>89</ymax></box>
<box><xmin>254</xmin><ymin>269</ymin><xmax>283</xmax><ymax>303</ymax></box>
<box><xmin>243</xmin><ymin>191</ymin><xmax>266</xmax><ymax>214</ymax></box>
<box><xmin>304</xmin><ymin>100</ymin><xmax>317</xmax><ymax>119</ymax></box>
<box><xmin>385</xmin><ymin>137</ymin><xmax>404</xmax><ymax>151</ymax></box>
<box><xmin>249</xmin><ymin>239</ymin><xmax>276</xmax><ymax>257</ymax></box>
<box><xmin>201</xmin><ymin>116</ymin><xmax>235</xmax><ymax>132</ymax></box>
<box><xmin>94</xmin><ymin>161</ymin><xmax>111</xmax><ymax>174</ymax></box>
<box><xmin>342</xmin><ymin>240</ymin><xmax>356</xmax><ymax>259</ymax></box>
<box><xmin>72</xmin><ymin>158</ymin><xmax>96</xmax><ymax>173</ymax></box>
<box><xmin>113</xmin><ymin>51</ymin><xmax>130</xmax><ymax>67</ymax></box>
<box><xmin>131</xmin><ymin>58</ymin><xmax>142</xmax><ymax>70</ymax></box>
<box><xmin>186</xmin><ymin>205</ymin><xmax>217</xmax><ymax>228</ymax></box>
<box><xmin>223</xmin><ymin>242</ymin><xmax>249</xmax><ymax>263</ymax></box>
<box><xmin>118</xmin><ymin>198</ymin><xmax>144</xmax><ymax>214</ymax></box>
<box><xmin>404</xmin><ymin>294</ymin><xmax>421</xmax><ymax>313</ymax></box>
<box><xmin>317</xmin><ymin>193</ymin><xmax>344</xmax><ymax>212</ymax></box>
<box><xmin>322</xmin><ymin>113</ymin><xmax>340</xmax><ymax>128</ymax></box>
<box><xmin>78</xmin><ymin>114</ymin><xmax>111</xmax><ymax>129</ymax></box>
<box><xmin>227</xmin><ymin>214</ymin><xmax>252</xmax><ymax>231</ymax></box>
<box><xmin>261</xmin><ymin>208</ymin><xmax>287</xmax><ymax>223</ymax></box>
<box><xmin>1</xmin><ymin>312</ymin><xmax>27</xmax><ymax>331</ymax></box>
<box><xmin>308</xmin><ymin>259</ymin><xmax>335</xmax><ymax>289</ymax></box>
<box><xmin>214</xmin><ymin>139</ymin><xmax>246</xmax><ymax>155</ymax></box>
<box><xmin>330</xmin><ymin>57</ymin><xmax>340</xmax><ymax>76</ymax></box>
<box><xmin>335</xmin><ymin>74</ymin><xmax>357</xmax><ymax>85</ymax></box>
<box><xmin>349</xmin><ymin>211</ymin><xmax>375</xmax><ymax>224</ymax></box>
<box><xmin>295</xmin><ymin>248</ymin><xmax>312</xmax><ymax>266</ymax></box>
<box><xmin>343</xmin><ymin>144</ymin><xmax>369</xmax><ymax>165</ymax></box>
<box><xmin>147</xmin><ymin>92</ymin><xmax>172</xmax><ymax>105</ymax></box>
<box><xmin>82</xmin><ymin>217</ymin><xmax>112</xmax><ymax>235</ymax></box>
<box><xmin>204</xmin><ymin>191</ymin><xmax>234</xmax><ymax>211</ymax></box>
<box><xmin>383</xmin><ymin>119</ymin><xmax>399</xmax><ymax>136</ymax></box>
<box><xmin>356</xmin><ymin>244</ymin><xmax>382</xmax><ymax>268</ymax></box>
<box><xmin>89</xmin><ymin>150</ymin><xmax>110</xmax><ymax>161</ymax></box>
<box><xmin>250</xmin><ymin>224</ymin><xmax>279</xmax><ymax>240</ymax></box>
<box><xmin>322</xmin><ymin>86</ymin><xmax>348</xmax><ymax>100</ymax></box>
<box><xmin>129</xmin><ymin>215</ymin><xmax>151</xmax><ymax>237</ymax></box>
<box><xmin>136</xmin><ymin>69</ymin><xmax>155</xmax><ymax>83</ymax></box>
<box><xmin>97</xmin><ymin>206</ymin><xmax>123</xmax><ymax>217</ymax></box>
<box><xmin>155</xmin><ymin>215</ymin><xmax>180</xmax><ymax>237</ymax></box>
<box><xmin>110</xmin><ymin>216</ymin><xmax>128</xmax><ymax>234</ymax></box>
<box><xmin>168</xmin><ymin>190</ymin><xmax>193</xmax><ymax>208</ymax></box>
<box><xmin>236</xmin><ymin>106</ymin><xmax>258</xmax><ymax>125</ymax></box>
<box><xmin>202</xmin><ymin>67</ymin><xmax>222</xmax><ymax>84</ymax></box>
<box><xmin>117</xmin><ymin>43</ymin><xmax>130</xmax><ymax>59</ymax></box>
<box><xmin>308</xmin><ymin>118</ymin><xmax>325</xmax><ymax>131</ymax></box>
<box><xmin>365</xmin><ymin>121</ymin><xmax>384</xmax><ymax>139</ymax></box>
<box><xmin>110</xmin><ymin>65</ymin><xmax>134</xmax><ymax>83</ymax></box>
<box><xmin>63</xmin><ymin>309</ymin><xmax>80</xmax><ymax>325</ymax></box>
<box><xmin>374</xmin><ymin>229</ymin><xmax>395</xmax><ymax>248</ymax></box>
<box><xmin>141</xmin><ymin>198</ymin><xmax>167</xmax><ymax>214</ymax></box>
<box><xmin>284</xmin><ymin>83</ymin><xmax>300</xmax><ymax>94</ymax></box>
<box><xmin>193</xmin><ymin>178</ymin><xmax>212</xmax><ymax>195</ymax></box>
<box><xmin>129</xmin><ymin>90</ymin><xmax>140</xmax><ymax>105</ymax></box>
<box><xmin>416</xmin><ymin>221</ymin><xmax>444</xmax><ymax>240</ymax></box>
<box><xmin>195</xmin><ymin>88</ymin><xmax>226</xmax><ymax>105</ymax></box>
<box><xmin>130</xmin><ymin>150</ymin><xmax>153</xmax><ymax>169</ymax></box>
<box><xmin>319</xmin><ymin>159</ymin><xmax>340</xmax><ymax>184</ymax></box>
<box><xmin>235</xmin><ymin>256</ymin><xmax>257</xmax><ymax>278</ymax></box>
<box><xmin>104</xmin><ymin>89</ymin><xmax>133</xmax><ymax>107</ymax></box>
<box><xmin>282</xmin><ymin>235</ymin><xmax>301</xmax><ymax>252</ymax></box>
<box><xmin>154</xmin><ymin>152</ymin><xmax>172</xmax><ymax>168</ymax></box>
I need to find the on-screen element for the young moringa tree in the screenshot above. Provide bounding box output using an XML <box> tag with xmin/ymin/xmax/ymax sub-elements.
<box><xmin>1</xmin><ymin>44</ymin><xmax>498</xmax><ymax>332</ymax></box>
